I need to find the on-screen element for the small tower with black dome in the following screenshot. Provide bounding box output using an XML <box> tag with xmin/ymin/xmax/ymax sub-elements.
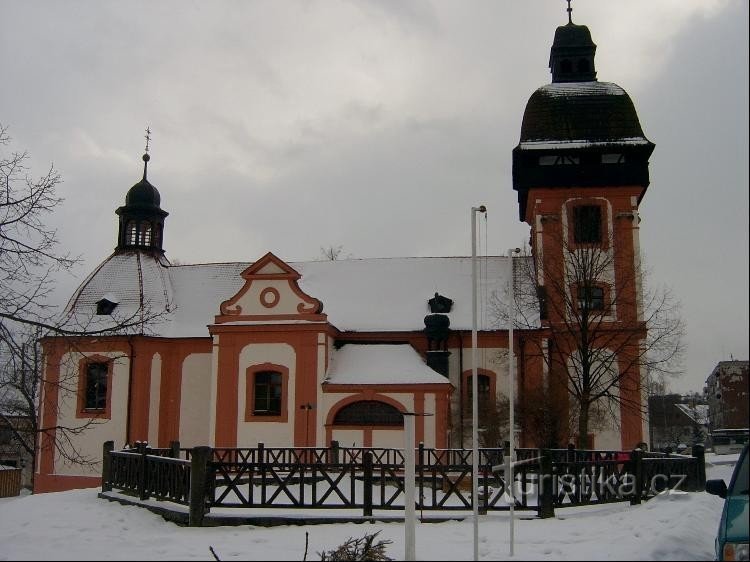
<box><xmin>115</xmin><ymin>128</ymin><xmax>169</xmax><ymax>254</ymax></box>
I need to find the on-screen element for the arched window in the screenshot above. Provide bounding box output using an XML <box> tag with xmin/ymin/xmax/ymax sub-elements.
<box><xmin>140</xmin><ymin>223</ymin><xmax>153</xmax><ymax>246</ymax></box>
<box><xmin>561</xmin><ymin>59</ymin><xmax>573</xmax><ymax>74</ymax></box>
<box><xmin>333</xmin><ymin>400</ymin><xmax>403</xmax><ymax>426</ymax></box>
<box><xmin>126</xmin><ymin>221</ymin><xmax>138</xmax><ymax>245</ymax></box>
<box><xmin>467</xmin><ymin>374</ymin><xmax>491</xmax><ymax>400</ymax></box>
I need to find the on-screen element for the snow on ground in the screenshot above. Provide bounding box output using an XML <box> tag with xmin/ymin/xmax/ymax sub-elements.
<box><xmin>0</xmin><ymin>454</ymin><xmax>739</xmax><ymax>561</ymax></box>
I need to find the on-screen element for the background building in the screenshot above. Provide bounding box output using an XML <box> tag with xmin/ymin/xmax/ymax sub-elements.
<box><xmin>705</xmin><ymin>360</ymin><xmax>749</xmax><ymax>431</ymax></box>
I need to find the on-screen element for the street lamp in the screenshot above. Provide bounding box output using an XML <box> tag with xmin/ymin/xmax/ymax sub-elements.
<box><xmin>470</xmin><ymin>204</ymin><xmax>486</xmax><ymax>562</ymax></box>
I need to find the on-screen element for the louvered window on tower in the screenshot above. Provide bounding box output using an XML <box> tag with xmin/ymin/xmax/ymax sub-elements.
<box><xmin>126</xmin><ymin>221</ymin><xmax>138</xmax><ymax>245</ymax></box>
<box><xmin>574</xmin><ymin>205</ymin><xmax>602</xmax><ymax>243</ymax></box>
<box><xmin>140</xmin><ymin>223</ymin><xmax>153</xmax><ymax>246</ymax></box>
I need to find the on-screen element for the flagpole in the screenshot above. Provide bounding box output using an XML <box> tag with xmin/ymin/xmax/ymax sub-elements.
<box><xmin>471</xmin><ymin>204</ymin><xmax>486</xmax><ymax>561</ymax></box>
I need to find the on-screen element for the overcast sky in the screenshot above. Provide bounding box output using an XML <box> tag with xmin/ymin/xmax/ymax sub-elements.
<box><xmin>1</xmin><ymin>0</ymin><xmax>747</xmax><ymax>394</ymax></box>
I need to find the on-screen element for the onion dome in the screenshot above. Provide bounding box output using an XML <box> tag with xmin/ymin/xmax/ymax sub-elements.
<box><xmin>115</xmin><ymin>140</ymin><xmax>169</xmax><ymax>254</ymax></box>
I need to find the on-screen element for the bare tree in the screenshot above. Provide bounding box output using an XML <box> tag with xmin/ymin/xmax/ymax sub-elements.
<box><xmin>319</xmin><ymin>244</ymin><xmax>353</xmax><ymax>261</ymax></box>
<box><xmin>496</xmin><ymin>226</ymin><xmax>685</xmax><ymax>448</ymax></box>
<box><xmin>0</xmin><ymin>124</ymin><xmax>169</xmax><ymax>483</ymax></box>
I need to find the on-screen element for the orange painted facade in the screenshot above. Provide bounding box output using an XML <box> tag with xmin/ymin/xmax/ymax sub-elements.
<box><xmin>525</xmin><ymin>186</ymin><xmax>648</xmax><ymax>449</ymax></box>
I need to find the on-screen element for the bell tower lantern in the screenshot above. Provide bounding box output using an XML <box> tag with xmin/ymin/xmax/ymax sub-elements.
<box><xmin>115</xmin><ymin>129</ymin><xmax>168</xmax><ymax>255</ymax></box>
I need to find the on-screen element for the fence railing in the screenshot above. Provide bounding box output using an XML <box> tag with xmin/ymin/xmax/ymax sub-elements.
<box><xmin>101</xmin><ymin>441</ymin><xmax>706</xmax><ymax>526</ymax></box>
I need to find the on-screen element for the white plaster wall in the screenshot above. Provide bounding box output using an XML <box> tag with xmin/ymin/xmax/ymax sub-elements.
<box><xmin>147</xmin><ymin>353</ymin><xmax>161</xmax><ymax>446</ymax></box>
<box><xmin>331</xmin><ymin>429</ymin><xmax>363</xmax><ymax>448</ymax></box>
<box><xmin>208</xmin><ymin>335</ymin><xmax>220</xmax><ymax>447</ymax></box>
<box><xmin>54</xmin><ymin>352</ymin><xmax>129</xmax><ymax>477</ymax></box>
<box><xmin>422</xmin><ymin>394</ymin><xmax>436</xmax><ymax>446</ymax></box>
<box><xmin>372</xmin><ymin>429</ymin><xmax>405</xmax><ymax>448</ymax></box>
<box><xmin>232</xmin><ymin>279</ymin><xmax>305</xmax><ymax>315</ymax></box>
<box><xmin>179</xmin><ymin>353</ymin><xmax>212</xmax><ymax>447</ymax></box>
<box><xmin>236</xmin><ymin>342</ymin><xmax>296</xmax><ymax>447</ymax></box>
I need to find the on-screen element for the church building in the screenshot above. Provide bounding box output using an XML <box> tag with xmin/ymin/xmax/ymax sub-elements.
<box><xmin>35</xmin><ymin>10</ymin><xmax>654</xmax><ymax>493</ymax></box>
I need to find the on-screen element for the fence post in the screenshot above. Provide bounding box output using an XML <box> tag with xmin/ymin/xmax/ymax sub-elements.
<box><xmin>101</xmin><ymin>441</ymin><xmax>114</xmax><ymax>492</ymax></box>
<box><xmin>138</xmin><ymin>443</ymin><xmax>150</xmax><ymax>500</ymax></box>
<box><xmin>363</xmin><ymin>451</ymin><xmax>373</xmax><ymax>517</ymax></box>
<box><xmin>169</xmin><ymin>440</ymin><xmax>181</xmax><ymax>459</ymax></box>
<box><xmin>629</xmin><ymin>448</ymin><xmax>643</xmax><ymax>505</ymax></box>
<box><xmin>331</xmin><ymin>440</ymin><xmax>340</xmax><ymax>465</ymax></box>
<box><xmin>538</xmin><ymin>449</ymin><xmax>555</xmax><ymax>519</ymax></box>
<box><xmin>692</xmin><ymin>444</ymin><xmax>706</xmax><ymax>491</ymax></box>
<box><xmin>189</xmin><ymin>446</ymin><xmax>211</xmax><ymax>527</ymax></box>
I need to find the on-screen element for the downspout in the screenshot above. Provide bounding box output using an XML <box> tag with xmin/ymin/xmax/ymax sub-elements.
<box><xmin>518</xmin><ymin>336</ymin><xmax>526</xmax><ymax>447</ymax></box>
<box><xmin>125</xmin><ymin>336</ymin><xmax>135</xmax><ymax>447</ymax></box>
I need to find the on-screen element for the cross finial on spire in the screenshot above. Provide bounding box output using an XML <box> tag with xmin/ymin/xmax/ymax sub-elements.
<box><xmin>142</xmin><ymin>126</ymin><xmax>151</xmax><ymax>180</ymax></box>
<box><xmin>566</xmin><ymin>0</ymin><xmax>573</xmax><ymax>24</ymax></box>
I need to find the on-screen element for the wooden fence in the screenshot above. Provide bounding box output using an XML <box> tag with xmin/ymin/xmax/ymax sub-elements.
<box><xmin>0</xmin><ymin>465</ymin><xmax>22</xmax><ymax>497</ymax></box>
<box><xmin>101</xmin><ymin>441</ymin><xmax>706</xmax><ymax>526</ymax></box>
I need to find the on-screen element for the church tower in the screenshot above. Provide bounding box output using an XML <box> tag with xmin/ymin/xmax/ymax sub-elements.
<box><xmin>115</xmin><ymin>130</ymin><xmax>168</xmax><ymax>255</ymax></box>
<box><xmin>512</xmin><ymin>4</ymin><xmax>654</xmax><ymax>449</ymax></box>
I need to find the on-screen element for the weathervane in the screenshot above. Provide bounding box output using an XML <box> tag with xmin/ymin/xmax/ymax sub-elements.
<box><xmin>142</xmin><ymin>126</ymin><xmax>151</xmax><ymax>179</ymax></box>
<box><xmin>566</xmin><ymin>0</ymin><xmax>573</xmax><ymax>24</ymax></box>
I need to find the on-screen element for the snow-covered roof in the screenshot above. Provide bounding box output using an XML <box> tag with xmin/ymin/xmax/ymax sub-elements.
<box><xmin>324</xmin><ymin>344</ymin><xmax>451</xmax><ymax>386</ymax></box>
<box><xmin>62</xmin><ymin>252</ymin><xmax>538</xmax><ymax>338</ymax></box>
<box><xmin>536</xmin><ymin>81</ymin><xmax>628</xmax><ymax>98</ymax></box>
<box><xmin>675</xmin><ymin>403</ymin><xmax>709</xmax><ymax>426</ymax></box>
<box><xmin>516</xmin><ymin>138</ymin><xmax>652</xmax><ymax>150</ymax></box>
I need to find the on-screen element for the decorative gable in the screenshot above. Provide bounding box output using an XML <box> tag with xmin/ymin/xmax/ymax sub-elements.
<box><xmin>215</xmin><ymin>252</ymin><xmax>325</xmax><ymax>323</ymax></box>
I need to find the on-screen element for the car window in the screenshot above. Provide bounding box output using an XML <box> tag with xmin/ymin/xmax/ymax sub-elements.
<box><xmin>728</xmin><ymin>449</ymin><xmax>749</xmax><ymax>495</ymax></box>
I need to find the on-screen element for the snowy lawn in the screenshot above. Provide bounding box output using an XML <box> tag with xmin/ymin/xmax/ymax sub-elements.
<box><xmin>0</xmin><ymin>454</ymin><xmax>738</xmax><ymax>561</ymax></box>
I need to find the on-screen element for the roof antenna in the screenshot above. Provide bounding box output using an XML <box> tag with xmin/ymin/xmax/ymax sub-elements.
<box><xmin>142</xmin><ymin>126</ymin><xmax>151</xmax><ymax>180</ymax></box>
<box><xmin>566</xmin><ymin>0</ymin><xmax>573</xmax><ymax>24</ymax></box>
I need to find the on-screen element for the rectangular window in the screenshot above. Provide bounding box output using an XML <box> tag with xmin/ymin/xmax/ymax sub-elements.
<box><xmin>577</xmin><ymin>286</ymin><xmax>605</xmax><ymax>311</ymax></box>
<box><xmin>84</xmin><ymin>362</ymin><xmax>108</xmax><ymax>410</ymax></box>
<box><xmin>574</xmin><ymin>205</ymin><xmax>602</xmax><ymax>244</ymax></box>
<box><xmin>537</xmin><ymin>286</ymin><xmax>548</xmax><ymax>320</ymax></box>
<box><xmin>253</xmin><ymin>371</ymin><xmax>282</xmax><ymax>415</ymax></box>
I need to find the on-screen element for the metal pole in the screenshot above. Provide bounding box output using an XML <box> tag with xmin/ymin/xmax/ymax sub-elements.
<box><xmin>404</xmin><ymin>413</ymin><xmax>416</xmax><ymax>561</ymax></box>
<box><xmin>471</xmin><ymin>205</ymin><xmax>486</xmax><ymax>562</ymax></box>
<box><xmin>507</xmin><ymin>247</ymin><xmax>518</xmax><ymax>556</ymax></box>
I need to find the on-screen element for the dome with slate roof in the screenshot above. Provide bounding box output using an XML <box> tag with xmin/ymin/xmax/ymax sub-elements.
<box><xmin>512</xmin><ymin>11</ymin><xmax>654</xmax><ymax>219</ymax></box>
